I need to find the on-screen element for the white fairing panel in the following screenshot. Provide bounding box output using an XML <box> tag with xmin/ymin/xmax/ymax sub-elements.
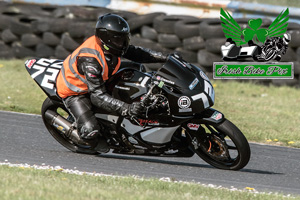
<box><xmin>96</xmin><ymin>114</ymin><xmax>179</xmax><ymax>144</ymax></box>
<box><xmin>140</xmin><ymin>126</ymin><xmax>179</xmax><ymax>144</ymax></box>
<box><xmin>121</xmin><ymin>118</ymin><xmax>145</xmax><ymax>134</ymax></box>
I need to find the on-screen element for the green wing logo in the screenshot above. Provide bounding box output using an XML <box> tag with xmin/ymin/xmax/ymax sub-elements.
<box><xmin>220</xmin><ymin>8</ymin><xmax>244</xmax><ymax>46</ymax></box>
<box><xmin>220</xmin><ymin>8</ymin><xmax>289</xmax><ymax>46</ymax></box>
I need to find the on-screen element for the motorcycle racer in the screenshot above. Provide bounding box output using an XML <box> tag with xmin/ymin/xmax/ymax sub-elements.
<box><xmin>56</xmin><ymin>13</ymin><xmax>167</xmax><ymax>152</ymax></box>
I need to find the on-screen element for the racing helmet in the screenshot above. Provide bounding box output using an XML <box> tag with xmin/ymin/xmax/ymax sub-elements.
<box><xmin>283</xmin><ymin>33</ymin><xmax>291</xmax><ymax>45</ymax></box>
<box><xmin>95</xmin><ymin>13</ymin><xmax>130</xmax><ymax>56</ymax></box>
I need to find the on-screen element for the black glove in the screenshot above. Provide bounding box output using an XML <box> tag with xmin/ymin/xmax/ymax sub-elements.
<box><xmin>125</xmin><ymin>102</ymin><xmax>146</xmax><ymax>116</ymax></box>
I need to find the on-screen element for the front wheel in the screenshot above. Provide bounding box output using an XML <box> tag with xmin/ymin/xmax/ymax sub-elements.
<box><xmin>186</xmin><ymin>119</ymin><xmax>250</xmax><ymax>170</ymax></box>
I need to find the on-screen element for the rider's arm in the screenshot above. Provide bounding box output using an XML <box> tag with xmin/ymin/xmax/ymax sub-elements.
<box><xmin>123</xmin><ymin>45</ymin><xmax>168</xmax><ymax>63</ymax></box>
<box><xmin>77</xmin><ymin>56</ymin><xmax>129</xmax><ymax>116</ymax></box>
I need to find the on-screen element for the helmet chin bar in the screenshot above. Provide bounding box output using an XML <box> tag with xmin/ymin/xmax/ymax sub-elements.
<box><xmin>101</xmin><ymin>42</ymin><xmax>127</xmax><ymax>57</ymax></box>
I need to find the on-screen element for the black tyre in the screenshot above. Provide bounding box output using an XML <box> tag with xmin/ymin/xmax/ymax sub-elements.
<box><xmin>288</xmin><ymin>30</ymin><xmax>300</xmax><ymax>48</ymax></box>
<box><xmin>153</xmin><ymin>15</ymin><xmax>197</xmax><ymax>34</ymax></box>
<box><xmin>141</xmin><ymin>25</ymin><xmax>158</xmax><ymax>41</ymax></box>
<box><xmin>41</xmin><ymin>97</ymin><xmax>98</xmax><ymax>154</ymax></box>
<box><xmin>0</xmin><ymin>14</ymin><xmax>14</xmax><ymax>31</ymax></box>
<box><xmin>68</xmin><ymin>21</ymin><xmax>90</xmax><ymax>38</ymax></box>
<box><xmin>12</xmin><ymin>41</ymin><xmax>36</xmax><ymax>58</ymax></box>
<box><xmin>9</xmin><ymin>16</ymin><xmax>33</xmax><ymax>36</ymax></box>
<box><xmin>84</xmin><ymin>23</ymin><xmax>95</xmax><ymax>38</ymax></box>
<box><xmin>158</xmin><ymin>33</ymin><xmax>182</xmax><ymax>49</ymax></box>
<box><xmin>60</xmin><ymin>32</ymin><xmax>80</xmax><ymax>51</ymax></box>
<box><xmin>186</xmin><ymin>119</ymin><xmax>251</xmax><ymax>170</ymax></box>
<box><xmin>174</xmin><ymin>47</ymin><xmax>197</xmax><ymax>63</ymax></box>
<box><xmin>280</xmin><ymin>47</ymin><xmax>297</xmax><ymax>62</ymax></box>
<box><xmin>1</xmin><ymin>29</ymin><xmax>18</xmax><ymax>43</ymax></box>
<box><xmin>111</xmin><ymin>10</ymin><xmax>139</xmax><ymax>21</ymax></box>
<box><xmin>68</xmin><ymin>6</ymin><xmax>106</xmax><ymax>20</ymax></box>
<box><xmin>21</xmin><ymin>33</ymin><xmax>41</xmax><ymax>47</ymax></box>
<box><xmin>55</xmin><ymin>45</ymin><xmax>70</xmax><ymax>60</ymax></box>
<box><xmin>130</xmin><ymin>35</ymin><xmax>171</xmax><ymax>53</ymax></box>
<box><xmin>287</xmin><ymin>22</ymin><xmax>300</xmax><ymax>31</ymax></box>
<box><xmin>199</xmin><ymin>18</ymin><xmax>250</xmax><ymax>40</ymax></box>
<box><xmin>205</xmin><ymin>38</ymin><xmax>225</xmax><ymax>54</ymax></box>
<box><xmin>174</xmin><ymin>18</ymin><xmax>204</xmax><ymax>39</ymax></box>
<box><xmin>53</xmin><ymin>7</ymin><xmax>72</xmax><ymax>18</ymax></box>
<box><xmin>2</xmin><ymin>4</ymin><xmax>54</xmax><ymax>17</ymax></box>
<box><xmin>36</xmin><ymin>43</ymin><xmax>54</xmax><ymax>58</ymax></box>
<box><xmin>197</xmin><ymin>49</ymin><xmax>222</xmax><ymax>70</ymax></box>
<box><xmin>0</xmin><ymin>2</ymin><xmax>9</xmax><ymax>15</ymax></box>
<box><xmin>0</xmin><ymin>41</ymin><xmax>14</xmax><ymax>58</ymax></box>
<box><xmin>31</xmin><ymin>18</ymin><xmax>51</xmax><ymax>34</ymax></box>
<box><xmin>199</xmin><ymin>19</ymin><xmax>224</xmax><ymax>40</ymax></box>
<box><xmin>42</xmin><ymin>32</ymin><xmax>60</xmax><ymax>46</ymax></box>
<box><xmin>50</xmin><ymin>18</ymin><xmax>71</xmax><ymax>34</ymax></box>
<box><xmin>293</xmin><ymin>61</ymin><xmax>300</xmax><ymax>75</ymax></box>
<box><xmin>183</xmin><ymin>36</ymin><xmax>205</xmax><ymax>51</ymax></box>
<box><xmin>127</xmin><ymin>12</ymin><xmax>165</xmax><ymax>32</ymax></box>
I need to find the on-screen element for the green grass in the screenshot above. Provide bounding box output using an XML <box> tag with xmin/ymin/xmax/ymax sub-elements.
<box><xmin>211</xmin><ymin>80</ymin><xmax>300</xmax><ymax>148</ymax></box>
<box><xmin>0</xmin><ymin>59</ymin><xmax>300</xmax><ymax>147</ymax></box>
<box><xmin>0</xmin><ymin>165</ymin><xmax>297</xmax><ymax>200</ymax></box>
<box><xmin>0</xmin><ymin>59</ymin><xmax>46</xmax><ymax>113</ymax></box>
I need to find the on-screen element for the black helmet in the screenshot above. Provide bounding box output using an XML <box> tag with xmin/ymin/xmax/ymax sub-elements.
<box><xmin>95</xmin><ymin>13</ymin><xmax>130</xmax><ymax>56</ymax></box>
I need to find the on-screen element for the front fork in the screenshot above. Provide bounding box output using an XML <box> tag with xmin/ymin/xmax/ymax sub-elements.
<box><xmin>182</xmin><ymin>108</ymin><xmax>226</xmax><ymax>152</ymax></box>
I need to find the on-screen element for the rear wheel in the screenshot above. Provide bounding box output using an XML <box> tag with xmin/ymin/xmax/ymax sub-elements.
<box><xmin>41</xmin><ymin>97</ymin><xmax>98</xmax><ymax>154</ymax></box>
<box><xmin>186</xmin><ymin>119</ymin><xmax>250</xmax><ymax>170</ymax></box>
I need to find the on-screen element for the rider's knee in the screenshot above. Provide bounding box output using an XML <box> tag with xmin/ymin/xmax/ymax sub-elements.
<box><xmin>79</xmin><ymin>119</ymin><xmax>100</xmax><ymax>140</ymax></box>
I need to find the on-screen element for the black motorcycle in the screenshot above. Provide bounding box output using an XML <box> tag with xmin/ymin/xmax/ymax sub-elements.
<box><xmin>25</xmin><ymin>54</ymin><xmax>250</xmax><ymax>170</ymax></box>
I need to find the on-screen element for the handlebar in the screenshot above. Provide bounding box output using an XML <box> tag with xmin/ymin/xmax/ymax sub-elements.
<box><xmin>140</xmin><ymin>83</ymin><xmax>156</xmax><ymax>107</ymax></box>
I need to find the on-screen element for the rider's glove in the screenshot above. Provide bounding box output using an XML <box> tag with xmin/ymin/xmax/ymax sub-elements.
<box><xmin>123</xmin><ymin>102</ymin><xmax>146</xmax><ymax>117</ymax></box>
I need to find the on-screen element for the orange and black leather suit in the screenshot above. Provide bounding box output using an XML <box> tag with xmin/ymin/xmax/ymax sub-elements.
<box><xmin>56</xmin><ymin>35</ymin><xmax>167</xmax><ymax>140</ymax></box>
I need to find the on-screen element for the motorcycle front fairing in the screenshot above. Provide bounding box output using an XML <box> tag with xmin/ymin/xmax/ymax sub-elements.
<box><xmin>155</xmin><ymin>55</ymin><xmax>215</xmax><ymax>116</ymax></box>
<box><xmin>107</xmin><ymin>55</ymin><xmax>215</xmax><ymax>116</ymax></box>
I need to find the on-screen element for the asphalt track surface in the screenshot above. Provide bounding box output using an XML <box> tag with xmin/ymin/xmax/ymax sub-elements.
<box><xmin>0</xmin><ymin>111</ymin><xmax>299</xmax><ymax>196</ymax></box>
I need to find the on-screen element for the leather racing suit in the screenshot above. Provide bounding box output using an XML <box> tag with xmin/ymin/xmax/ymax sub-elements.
<box><xmin>56</xmin><ymin>36</ymin><xmax>167</xmax><ymax>148</ymax></box>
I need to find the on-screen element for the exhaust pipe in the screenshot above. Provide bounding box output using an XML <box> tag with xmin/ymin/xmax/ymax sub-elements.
<box><xmin>44</xmin><ymin>110</ymin><xmax>81</xmax><ymax>143</ymax></box>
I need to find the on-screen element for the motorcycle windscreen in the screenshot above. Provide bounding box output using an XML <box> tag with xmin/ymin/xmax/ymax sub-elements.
<box><xmin>25</xmin><ymin>58</ymin><xmax>63</xmax><ymax>100</ymax></box>
<box><xmin>155</xmin><ymin>56</ymin><xmax>215</xmax><ymax>115</ymax></box>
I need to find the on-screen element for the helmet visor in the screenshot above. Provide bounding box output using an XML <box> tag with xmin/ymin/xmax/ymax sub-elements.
<box><xmin>96</xmin><ymin>28</ymin><xmax>130</xmax><ymax>55</ymax></box>
<box><xmin>109</xmin><ymin>32</ymin><xmax>130</xmax><ymax>50</ymax></box>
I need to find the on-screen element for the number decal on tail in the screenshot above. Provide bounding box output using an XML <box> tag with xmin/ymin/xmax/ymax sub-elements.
<box><xmin>25</xmin><ymin>58</ymin><xmax>63</xmax><ymax>96</ymax></box>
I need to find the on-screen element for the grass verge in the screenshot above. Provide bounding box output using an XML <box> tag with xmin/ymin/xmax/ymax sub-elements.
<box><xmin>211</xmin><ymin>80</ymin><xmax>300</xmax><ymax>148</ymax></box>
<box><xmin>0</xmin><ymin>59</ymin><xmax>46</xmax><ymax>113</ymax></box>
<box><xmin>0</xmin><ymin>164</ymin><xmax>297</xmax><ymax>200</ymax></box>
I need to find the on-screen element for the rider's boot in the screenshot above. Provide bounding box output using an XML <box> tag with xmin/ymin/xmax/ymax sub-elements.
<box><xmin>83</xmin><ymin>136</ymin><xmax>109</xmax><ymax>153</ymax></box>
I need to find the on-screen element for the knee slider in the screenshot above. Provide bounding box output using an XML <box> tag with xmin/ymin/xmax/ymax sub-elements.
<box><xmin>80</xmin><ymin>122</ymin><xmax>100</xmax><ymax>139</ymax></box>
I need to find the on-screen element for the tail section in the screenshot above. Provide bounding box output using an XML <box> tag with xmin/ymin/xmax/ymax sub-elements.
<box><xmin>25</xmin><ymin>58</ymin><xmax>63</xmax><ymax>100</ymax></box>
